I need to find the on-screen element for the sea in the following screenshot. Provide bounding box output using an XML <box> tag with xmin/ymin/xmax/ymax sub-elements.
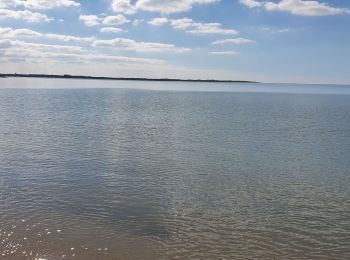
<box><xmin>0</xmin><ymin>78</ymin><xmax>350</xmax><ymax>259</ymax></box>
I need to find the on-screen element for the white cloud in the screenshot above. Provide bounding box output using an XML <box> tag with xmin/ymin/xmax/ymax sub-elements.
<box><xmin>46</xmin><ymin>34</ymin><xmax>95</xmax><ymax>43</ymax></box>
<box><xmin>79</xmin><ymin>15</ymin><xmax>101</xmax><ymax>27</ymax></box>
<box><xmin>79</xmin><ymin>14</ymin><xmax>130</xmax><ymax>27</ymax></box>
<box><xmin>1</xmin><ymin>27</ymin><xmax>189</xmax><ymax>57</ymax></box>
<box><xmin>186</xmin><ymin>23</ymin><xmax>238</xmax><ymax>35</ymax></box>
<box><xmin>111</xmin><ymin>0</ymin><xmax>218</xmax><ymax>14</ymax></box>
<box><xmin>240</xmin><ymin>0</ymin><xmax>350</xmax><ymax>16</ymax></box>
<box><xmin>111</xmin><ymin>0</ymin><xmax>136</xmax><ymax>15</ymax></box>
<box><xmin>52</xmin><ymin>53</ymin><xmax>165</xmax><ymax>65</ymax></box>
<box><xmin>261</xmin><ymin>27</ymin><xmax>290</xmax><ymax>33</ymax></box>
<box><xmin>0</xmin><ymin>9</ymin><xmax>52</xmax><ymax>22</ymax></box>
<box><xmin>169</xmin><ymin>17</ymin><xmax>193</xmax><ymax>29</ymax></box>
<box><xmin>0</xmin><ymin>0</ymin><xmax>80</xmax><ymax>9</ymax></box>
<box><xmin>171</xmin><ymin>18</ymin><xmax>238</xmax><ymax>35</ymax></box>
<box><xmin>0</xmin><ymin>39</ymin><xmax>12</xmax><ymax>48</ymax></box>
<box><xmin>1</xmin><ymin>40</ymin><xmax>83</xmax><ymax>53</ymax></box>
<box><xmin>0</xmin><ymin>27</ymin><xmax>95</xmax><ymax>43</ymax></box>
<box><xmin>265</xmin><ymin>0</ymin><xmax>350</xmax><ymax>16</ymax></box>
<box><xmin>0</xmin><ymin>39</ymin><xmax>165</xmax><ymax>66</ymax></box>
<box><xmin>209</xmin><ymin>51</ymin><xmax>237</xmax><ymax>55</ymax></box>
<box><xmin>100</xmin><ymin>27</ymin><xmax>126</xmax><ymax>33</ymax></box>
<box><xmin>148</xmin><ymin>17</ymin><xmax>238</xmax><ymax>35</ymax></box>
<box><xmin>0</xmin><ymin>27</ymin><xmax>42</xmax><ymax>38</ymax></box>
<box><xmin>212</xmin><ymin>38</ymin><xmax>254</xmax><ymax>45</ymax></box>
<box><xmin>93</xmin><ymin>38</ymin><xmax>191</xmax><ymax>53</ymax></box>
<box><xmin>102</xmin><ymin>15</ymin><xmax>130</xmax><ymax>26</ymax></box>
<box><xmin>132</xmin><ymin>19</ymin><xmax>144</xmax><ymax>26</ymax></box>
<box><xmin>239</xmin><ymin>0</ymin><xmax>262</xmax><ymax>8</ymax></box>
<box><xmin>136</xmin><ymin>0</ymin><xmax>218</xmax><ymax>14</ymax></box>
<box><xmin>148</xmin><ymin>17</ymin><xmax>169</xmax><ymax>26</ymax></box>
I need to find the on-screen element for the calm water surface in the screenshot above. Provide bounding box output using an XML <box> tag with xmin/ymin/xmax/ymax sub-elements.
<box><xmin>0</xmin><ymin>78</ymin><xmax>350</xmax><ymax>259</ymax></box>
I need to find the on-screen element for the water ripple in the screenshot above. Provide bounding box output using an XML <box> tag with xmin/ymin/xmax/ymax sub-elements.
<box><xmin>1</xmin><ymin>86</ymin><xmax>350</xmax><ymax>259</ymax></box>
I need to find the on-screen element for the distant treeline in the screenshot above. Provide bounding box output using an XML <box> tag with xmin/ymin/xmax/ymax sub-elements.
<box><xmin>0</xmin><ymin>73</ymin><xmax>258</xmax><ymax>83</ymax></box>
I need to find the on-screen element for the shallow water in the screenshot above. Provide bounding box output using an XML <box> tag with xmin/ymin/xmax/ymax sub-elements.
<box><xmin>0</xmin><ymin>78</ymin><xmax>350</xmax><ymax>259</ymax></box>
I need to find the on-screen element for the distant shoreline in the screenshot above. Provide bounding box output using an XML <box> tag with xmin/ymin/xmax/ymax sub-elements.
<box><xmin>0</xmin><ymin>73</ymin><xmax>258</xmax><ymax>84</ymax></box>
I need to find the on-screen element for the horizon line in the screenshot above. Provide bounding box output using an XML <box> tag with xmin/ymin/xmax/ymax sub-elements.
<box><xmin>0</xmin><ymin>73</ymin><xmax>258</xmax><ymax>84</ymax></box>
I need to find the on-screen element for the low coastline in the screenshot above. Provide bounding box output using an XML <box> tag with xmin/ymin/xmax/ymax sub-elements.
<box><xmin>0</xmin><ymin>73</ymin><xmax>258</xmax><ymax>84</ymax></box>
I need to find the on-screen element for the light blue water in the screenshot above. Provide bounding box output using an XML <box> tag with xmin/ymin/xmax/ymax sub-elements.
<box><xmin>0</xmin><ymin>78</ymin><xmax>350</xmax><ymax>259</ymax></box>
<box><xmin>1</xmin><ymin>77</ymin><xmax>350</xmax><ymax>95</ymax></box>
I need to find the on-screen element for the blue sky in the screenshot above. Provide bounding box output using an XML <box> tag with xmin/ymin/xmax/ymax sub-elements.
<box><xmin>0</xmin><ymin>0</ymin><xmax>349</xmax><ymax>84</ymax></box>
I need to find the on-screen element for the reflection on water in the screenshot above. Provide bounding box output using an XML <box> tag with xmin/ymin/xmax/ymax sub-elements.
<box><xmin>0</xmin><ymin>79</ymin><xmax>350</xmax><ymax>259</ymax></box>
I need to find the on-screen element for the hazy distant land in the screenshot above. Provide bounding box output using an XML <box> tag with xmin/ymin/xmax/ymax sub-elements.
<box><xmin>0</xmin><ymin>73</ymin><xmax>258</xmax><ymax>83</ymax></box>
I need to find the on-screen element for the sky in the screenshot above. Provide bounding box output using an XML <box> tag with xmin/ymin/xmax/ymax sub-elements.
<box><xmin>0</xmin><ymin>0</ymin><xmax>350</xmax><ymax>84</ymax></box>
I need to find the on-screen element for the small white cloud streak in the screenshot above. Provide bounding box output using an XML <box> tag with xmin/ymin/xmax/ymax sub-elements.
<box><xmin>209</xmin><ymin>51</ymin><xmax>237</xmax><ymax>55</ymax></box>
<box><xmin>261</xmin><ymin>27</ymin><xmax>291</xmax><ymax>33</ymax></box>
<box><xmin>0</xmin><ymin>27</ymin><xmax>43</xmax><ymax>38</ymax></box>
<box><xmin>111</xmin><ymin>0</ymin><xmax>218</xmax><ymax>14</ymax></box>
<box><xmin>240</xmin><ymin>0</ymin><xmax>350</xmax><ymax>16</ymax></box>
<box><xmin>100</xmin><ymin>27</ymin><xmax>126</xmax><ymax>33</ymax></box>
<box><xmin>132</xmin><ymin>19</ymin><xmax>144</xmax><ymax>26</ymax></box>
<box><xmin>46</xmin><ymin>34</ymin><xmax>95</xmax><ymax>43</ymax></box>
<box><xmin>136</xmin><ymin>0</ymin><xmax>218</xmax><ymax>14</ymax></box>
<box><xmin>212</xmin><ymin>38</ymin><xmax>255</xmax><ymax>45</ymax></box>
<box><xmin>0</xmin><ymin>27</ymin><xmax>95</xmax><ymax>43</ymax></box>
<box><xmin>0</xmin><ymin>0</ymin><xmax>80</xmax><ymax>9</ymax></box>
<box><xmin>0</xmin><ymin>8</ymin><xmax>52</xmax><ymax>22</ymax></box>
<box><xmin>1</xmin><ymin>39</ymin><xmax>83</xmax><ymax>53</ymax></box>
<box><xmin>148</xmin><ymin>17</ymin><xmax>238</xmax><ymax>35</ymax></box>
<box><xmin>239</xmin><ymin>0</ymin><xmax>263</xmax><ymax>8</ymax></box>
<box><xmin>92</xmin><ymin>38</ymin><xmax>191</xmax><ymax>53</ymax></box>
